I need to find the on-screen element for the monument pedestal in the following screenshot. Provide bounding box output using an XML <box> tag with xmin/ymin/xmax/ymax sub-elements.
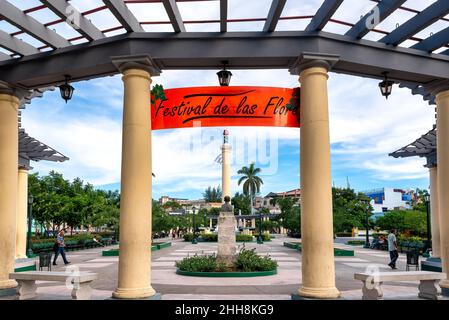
<box><xmin>217</xmin><ymin>211</ymin><xmax>237</xmax><ymax>266</ymax></box>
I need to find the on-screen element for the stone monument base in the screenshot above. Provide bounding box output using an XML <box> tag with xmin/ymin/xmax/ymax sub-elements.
<box><xmin>217</xmin><ymin>211</ymin><xmax>237</xmax><ymax>267</ymax></box>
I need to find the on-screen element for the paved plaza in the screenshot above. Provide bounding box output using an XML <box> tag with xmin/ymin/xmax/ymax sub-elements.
<box><xmin>3</xmin><ymin>235</ymin><xmax>443</xmax><ymax>300</ymax></box>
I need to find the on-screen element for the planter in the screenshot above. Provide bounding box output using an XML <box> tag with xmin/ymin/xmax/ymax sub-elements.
<box><xmin>102</xmin><ymin>242</ymin><xmax>172</xmax><ymax>256</ymax></box>
<box><xmin>102</xmin><ymin>249</ymin><xmax>119</xmax><ymax>256</ymax></box>
<box><xmin>283</xmin><ymin>242</ymin><xmax>300</xmax><ymax>249</ymax></box>
<box><xmin>156</xmin><ymin>242</ymin><xmax>172</xmax><ymax>250</ymax></box>
<box><xmin>283</xmin><ymin>242</ymin><xmax>354</xmax><ymax>256</ymax></box>
<box><xmin>176</xmin><ymin>268</ymin><xmax>277</xmax><ymax>277</ymax></box>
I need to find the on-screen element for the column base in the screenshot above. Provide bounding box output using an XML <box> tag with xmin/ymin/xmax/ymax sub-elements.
<box><xmin>296</xmin><ymin>286</ymin><xmax>340</xmax><ymax>299</ymax></box>
<box><xmin>440</xmin><ymin>280</ymin><xmax>449</xmax><ymax>297</ymax></box>
<box><xmin>112</xmin><ymin>286</ymin><xmax>157</xmax><ymax>299</ymax></box>
<box><xmin>110</xmin><ymin>291</ymin><xmax>161</xmax><ymax>300</ymax></box>
<box><xmin>442</xmin><ymin>287</ymin><xmax>449</xmax><ymax>297</ymax></box>
<box><xmin>0</xmin><ymin>279</ymin><xmax>18</xmax><ymax>290</ymax></box>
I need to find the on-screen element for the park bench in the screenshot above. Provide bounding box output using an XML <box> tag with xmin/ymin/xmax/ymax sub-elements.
<box><xmin>354</xmin><ymin>271</ymin><xmax>445</xmax><ymax>300</ymax></box>
<box><xmin>9</xmin><ymin>271</ymin><xmax>98</xmax><ymax>300</ymax></box>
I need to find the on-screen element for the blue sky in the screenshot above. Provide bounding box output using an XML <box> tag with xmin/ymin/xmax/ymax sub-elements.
<box><xmin>11</xmin><ymin>0</ymin><xmax>437</xmax><ymax>201</ymax></box>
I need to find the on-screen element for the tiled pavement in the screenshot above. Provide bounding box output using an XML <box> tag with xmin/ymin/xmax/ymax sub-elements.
<box><xmin>3</xmin><ymin>236</ymin><xmax>444</xmax><ymax>300</ymax></box>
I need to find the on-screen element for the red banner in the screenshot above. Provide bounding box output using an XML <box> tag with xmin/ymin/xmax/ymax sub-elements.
<box><xmin>151</xmin><ymin>86</ymin><xmax>300</xmax><ymax>130</ymax></box>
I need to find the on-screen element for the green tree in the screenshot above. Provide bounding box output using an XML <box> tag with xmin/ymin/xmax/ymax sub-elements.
<box><xmin>333</xmin><ymin>188</ymin><xmax>373</xmax><ymax>233</ymax></box>
<box><xmin>276</xmin><ymin>197</ymin><xmax>300</xmax><ymax>233</ymax></box>
<box><xmin>237</xmin><ymin>163</ymin><xmax>263</xmax><ymax>214</ymax></box>
<box><xmin>231</xmin><ymin>192</ymin><xmax>251</xmax><ymax>215</ymax></box>
<box><xmin>203</xmin><ymin>186</ymin><xmax>222</xmax><ymax>202</ymax></box>
<box><xmin>376</xmin><ymin>210</ymin><xmax>427</xmax><ymax>236</ymax></box>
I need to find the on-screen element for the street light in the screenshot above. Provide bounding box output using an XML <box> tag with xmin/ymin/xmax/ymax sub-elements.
<box><xmin>362</xmin><ymin>198</ymin><xmax>371</xmax><ymax>248</ymax></box>
<box><xmin>192</xmin><ymin>206</ymin><xmax>198</xmax><ymax>244</ymax></box>
<box><xmin>59</xmin><ymin>75</ymin><xmax>75</xmax><ymax>103</ymax></box>
<box><xmin>217</xmin><ymin>61</ymin><xmax>232</xmax><ymax>86</ymax></box>
<box><xmin>257</xmin><ymin>210</ymin><xmax>263</xmax><ymax>244</ymax></box>
<box><xmin>424</xmin><ymin>192</ymin><xmax>431</xmax><ymax>250</ymax></box>
<box><xmin>26</xmin><ymin>193</ymin><xmax>34</xmax><ymax>257</ymax></box>
<box><xmin>378</xmin><ymin>71</ymin><xmax>394</xmax><ymax>99</ymax></box>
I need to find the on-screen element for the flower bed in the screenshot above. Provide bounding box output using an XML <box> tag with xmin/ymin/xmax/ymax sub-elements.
<box><xmin>175</xmin><ymin>247</ymin><xmax>277</xmax><ymax>277</ymax></box>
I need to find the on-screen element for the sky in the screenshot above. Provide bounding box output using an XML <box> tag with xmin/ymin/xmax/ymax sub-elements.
<box><xmin>10</xmin><ymin>0</ymin><xmax>441</xmax><ymax>200</ymax></box>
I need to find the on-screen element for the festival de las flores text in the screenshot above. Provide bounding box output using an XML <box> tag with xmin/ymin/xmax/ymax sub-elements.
<box><xmin>153</xmin><ymin>91</ymin><xmax>298</xmax><ymax>125</ymax></box>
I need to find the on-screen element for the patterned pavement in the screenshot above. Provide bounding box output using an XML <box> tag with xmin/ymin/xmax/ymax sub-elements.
<box><xmin>3</xmin><ymin>236</ymin><xmax>443</xmax><ymax>300</ymax></box>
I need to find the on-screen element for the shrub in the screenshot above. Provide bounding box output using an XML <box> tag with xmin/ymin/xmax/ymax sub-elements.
<box><xmin>255</xmin><ymin>233</ymin><xmax>271</xmax><ymax>241</ymax></box>
<box><xmin>335</xmin><ymin>232</ymin><xmax>352</xmax><ymax>237</ymax></box>
<box><xmin>234</xmin><ymin>247</ymin><xmax>277</xmax><ymax>272</ymax></box>
<box><xmin>176</xmin><ymin>246</ymin><xmax>278</xmax><ymax>272</ymax></box>
<box><xmin>176</xmin><ymin>254</ymin><xmax>217</xmax><ymax>272</ymax></box>
<box><xmin>347</xmin><ymin>240</ymin><xmax>366</xmax><ymax>245</ymax></box>
<box><xmin>201</xmin><ymin>234</ymin><xmax>218</xmax><ymax>242</ymax></box>
<box><xmin>183</xmin><ymin>233</ymin><xmax>194</xmax><ymax>242</ymax></box>
<box><xmin>236</xmin><ymin>234</ymin><xmax>253</xmax><ymax>242</ymax></box>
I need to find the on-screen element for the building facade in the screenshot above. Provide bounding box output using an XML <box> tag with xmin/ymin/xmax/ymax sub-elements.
<box><xmin>363</xmin><ymin>187</ymin><xmax>413</xmax><ymax>218</ymax></box>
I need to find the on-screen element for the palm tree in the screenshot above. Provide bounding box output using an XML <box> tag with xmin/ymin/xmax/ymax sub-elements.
<box><xmin>237</xmin><ymin>163</ymin><xmax>263</xmax><ymax>214</ymax></box>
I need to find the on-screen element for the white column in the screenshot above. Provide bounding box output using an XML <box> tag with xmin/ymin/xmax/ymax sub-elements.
<box><xmin>222</xmin><ymin>143</ymin><xmax>232</xmax><ymax>202</ymax></box>
<box><xmin>436</xmin><ymin>89</ymin><xmax>449</xmax><ymax>291</ymax></box>
<box><xmin>0</xmin><ymin>93</ymin><xmax>19</xmax><ymax>290</ymax></box>
<box><xmin>112</xmin><ymin>66</ymin><xmax>156</xmax><ymax>299</ymax></box>
<box><xmin>15</xmin><ymin>168</ymin><xmax>29</xmax><ymax>259</ymax></box>
<box><xmin>297</xmin><ymin>58</ymin><xmax>340</xmax><ymax>299</ymax></box>
<box><xmin>429</xmin><ymin>166</ymin><xmax>441</xmax><ymax>258</ymax></box>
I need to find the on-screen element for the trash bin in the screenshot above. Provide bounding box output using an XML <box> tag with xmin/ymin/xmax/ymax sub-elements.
<box><xmin>406</xmin><ymin>251</ymin><xmax>419</xmax><ymax>271</ymax></box>
<box><xmin>39</xmin><ymin>252</ymin><xmax>52</xmax><ymax>271</ymax></box>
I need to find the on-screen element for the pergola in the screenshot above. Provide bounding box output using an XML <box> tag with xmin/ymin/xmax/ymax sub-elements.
<box><xmin>15</xmin><ymin>127</ymin><xmax>68</xmax><ymax>261</ymax></box>
<box><xmin>389</xmin><ymin>127</ymin><xmax>443</xmax><ymax>273</ymax></box>
<box><xmin>2</xmin><ymin>0</ymin><xmax>449</xmax><ymax>299</ymax></box>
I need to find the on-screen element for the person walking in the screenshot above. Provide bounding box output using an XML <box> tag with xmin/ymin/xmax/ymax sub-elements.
<box><xmin>53</xmin><ymin>229</ymin><xmax>71</xmax><ymax>266</ymax></box>
<box><xmin>388</xmin><ymin>229</ymin><xmax>399</xmax><ymax>269</ymax></box>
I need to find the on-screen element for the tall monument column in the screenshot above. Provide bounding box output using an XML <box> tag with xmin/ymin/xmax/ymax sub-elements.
<box><xmin>112</xmin><ymin>56</ymin><xmax>160</xmax><ymax>299</ymax></box>
<box><xmin>0</xmin><ymin>92</ymin><xmax>19</xmax><ymax>290</ymax></box>
<box><xmin>16</xmin><ymin>167</ymin><xmax>29</xmax><ymax>259</ymax></box>
<box><xmin>292</xmin><ymin>54</ymin><xmax>340</xmax><ymax>299</ymax></box>
<box><xmin>221</xmin><ymin>130</ymin><xmax>232</xmax><ymax>202</ymax></box>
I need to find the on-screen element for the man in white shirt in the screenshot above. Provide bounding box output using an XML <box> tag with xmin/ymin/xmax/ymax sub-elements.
<box><xmin>387</xmin><ymin>229</ymin><xmax>398</xmax><ymax>269</ymax></box>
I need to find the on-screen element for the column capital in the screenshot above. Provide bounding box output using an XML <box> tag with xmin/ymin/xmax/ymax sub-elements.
<box><xmin>424</xmin><ymin>79</ymin><xmax>449</xmax><ymax>98</ymax></box>
<box><xmin>424</xmin><ymin>152</ymin><xmax>437</xmax><ymax>169</ymax></box>
<box><xmin>0</xmin><ymin>81</ymin><xmax>32</xmax><ymax>102</ymax></box>
<box><xmin>289</xmin><ymin>52</ymin><xmax>340</xmax><ymax>75</ymax></box>
<box><xmin>112</xmin><ymin>54</ymin><xmax>162</xmax><ymax>76</ymax></box>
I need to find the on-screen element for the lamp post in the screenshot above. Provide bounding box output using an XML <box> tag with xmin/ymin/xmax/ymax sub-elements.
<box><xmin>363</xmin><ymin>198</ymin><xmax>371</xmax><ymax>249</ymax></box>
<box><xmin>26</xmin><ymin>193</ymin><xmax>34</xmax><ymax>257</ymax></box>
<box><xmin>192</xmin><ymin>206</ymin><xmax>198</xmax><ymax>244</ymax></box>
<box><xmin>424</xmin><ymin>193</ymin><xmax>431</xmax><ymax>250</ymax></box>
<box><xmin>257</xmin><ymin>210</ymin><xmax>263</xmax><ymax>244</ymax></box>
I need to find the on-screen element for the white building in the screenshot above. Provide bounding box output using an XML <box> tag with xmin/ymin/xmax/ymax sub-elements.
<box><xmin>363</xmin><ymin>187</ymin><xmax>413</xmax><ymax>218</ymax></box>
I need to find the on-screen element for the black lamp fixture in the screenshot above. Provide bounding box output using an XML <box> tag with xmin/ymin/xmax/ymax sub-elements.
<box><xmin>217</xmin><ymin>61</ymin><xmax>232</xmax><ymax>86</ymax></box>
<box><xmin>59</xmin><ymin>75</ymin><xmax>75</xmax><ymax>103</ymax></box>
<box><xmin>378</xmin><ymin>71</ymin><xmax>394</xmax><ymax>99</ymax></box>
